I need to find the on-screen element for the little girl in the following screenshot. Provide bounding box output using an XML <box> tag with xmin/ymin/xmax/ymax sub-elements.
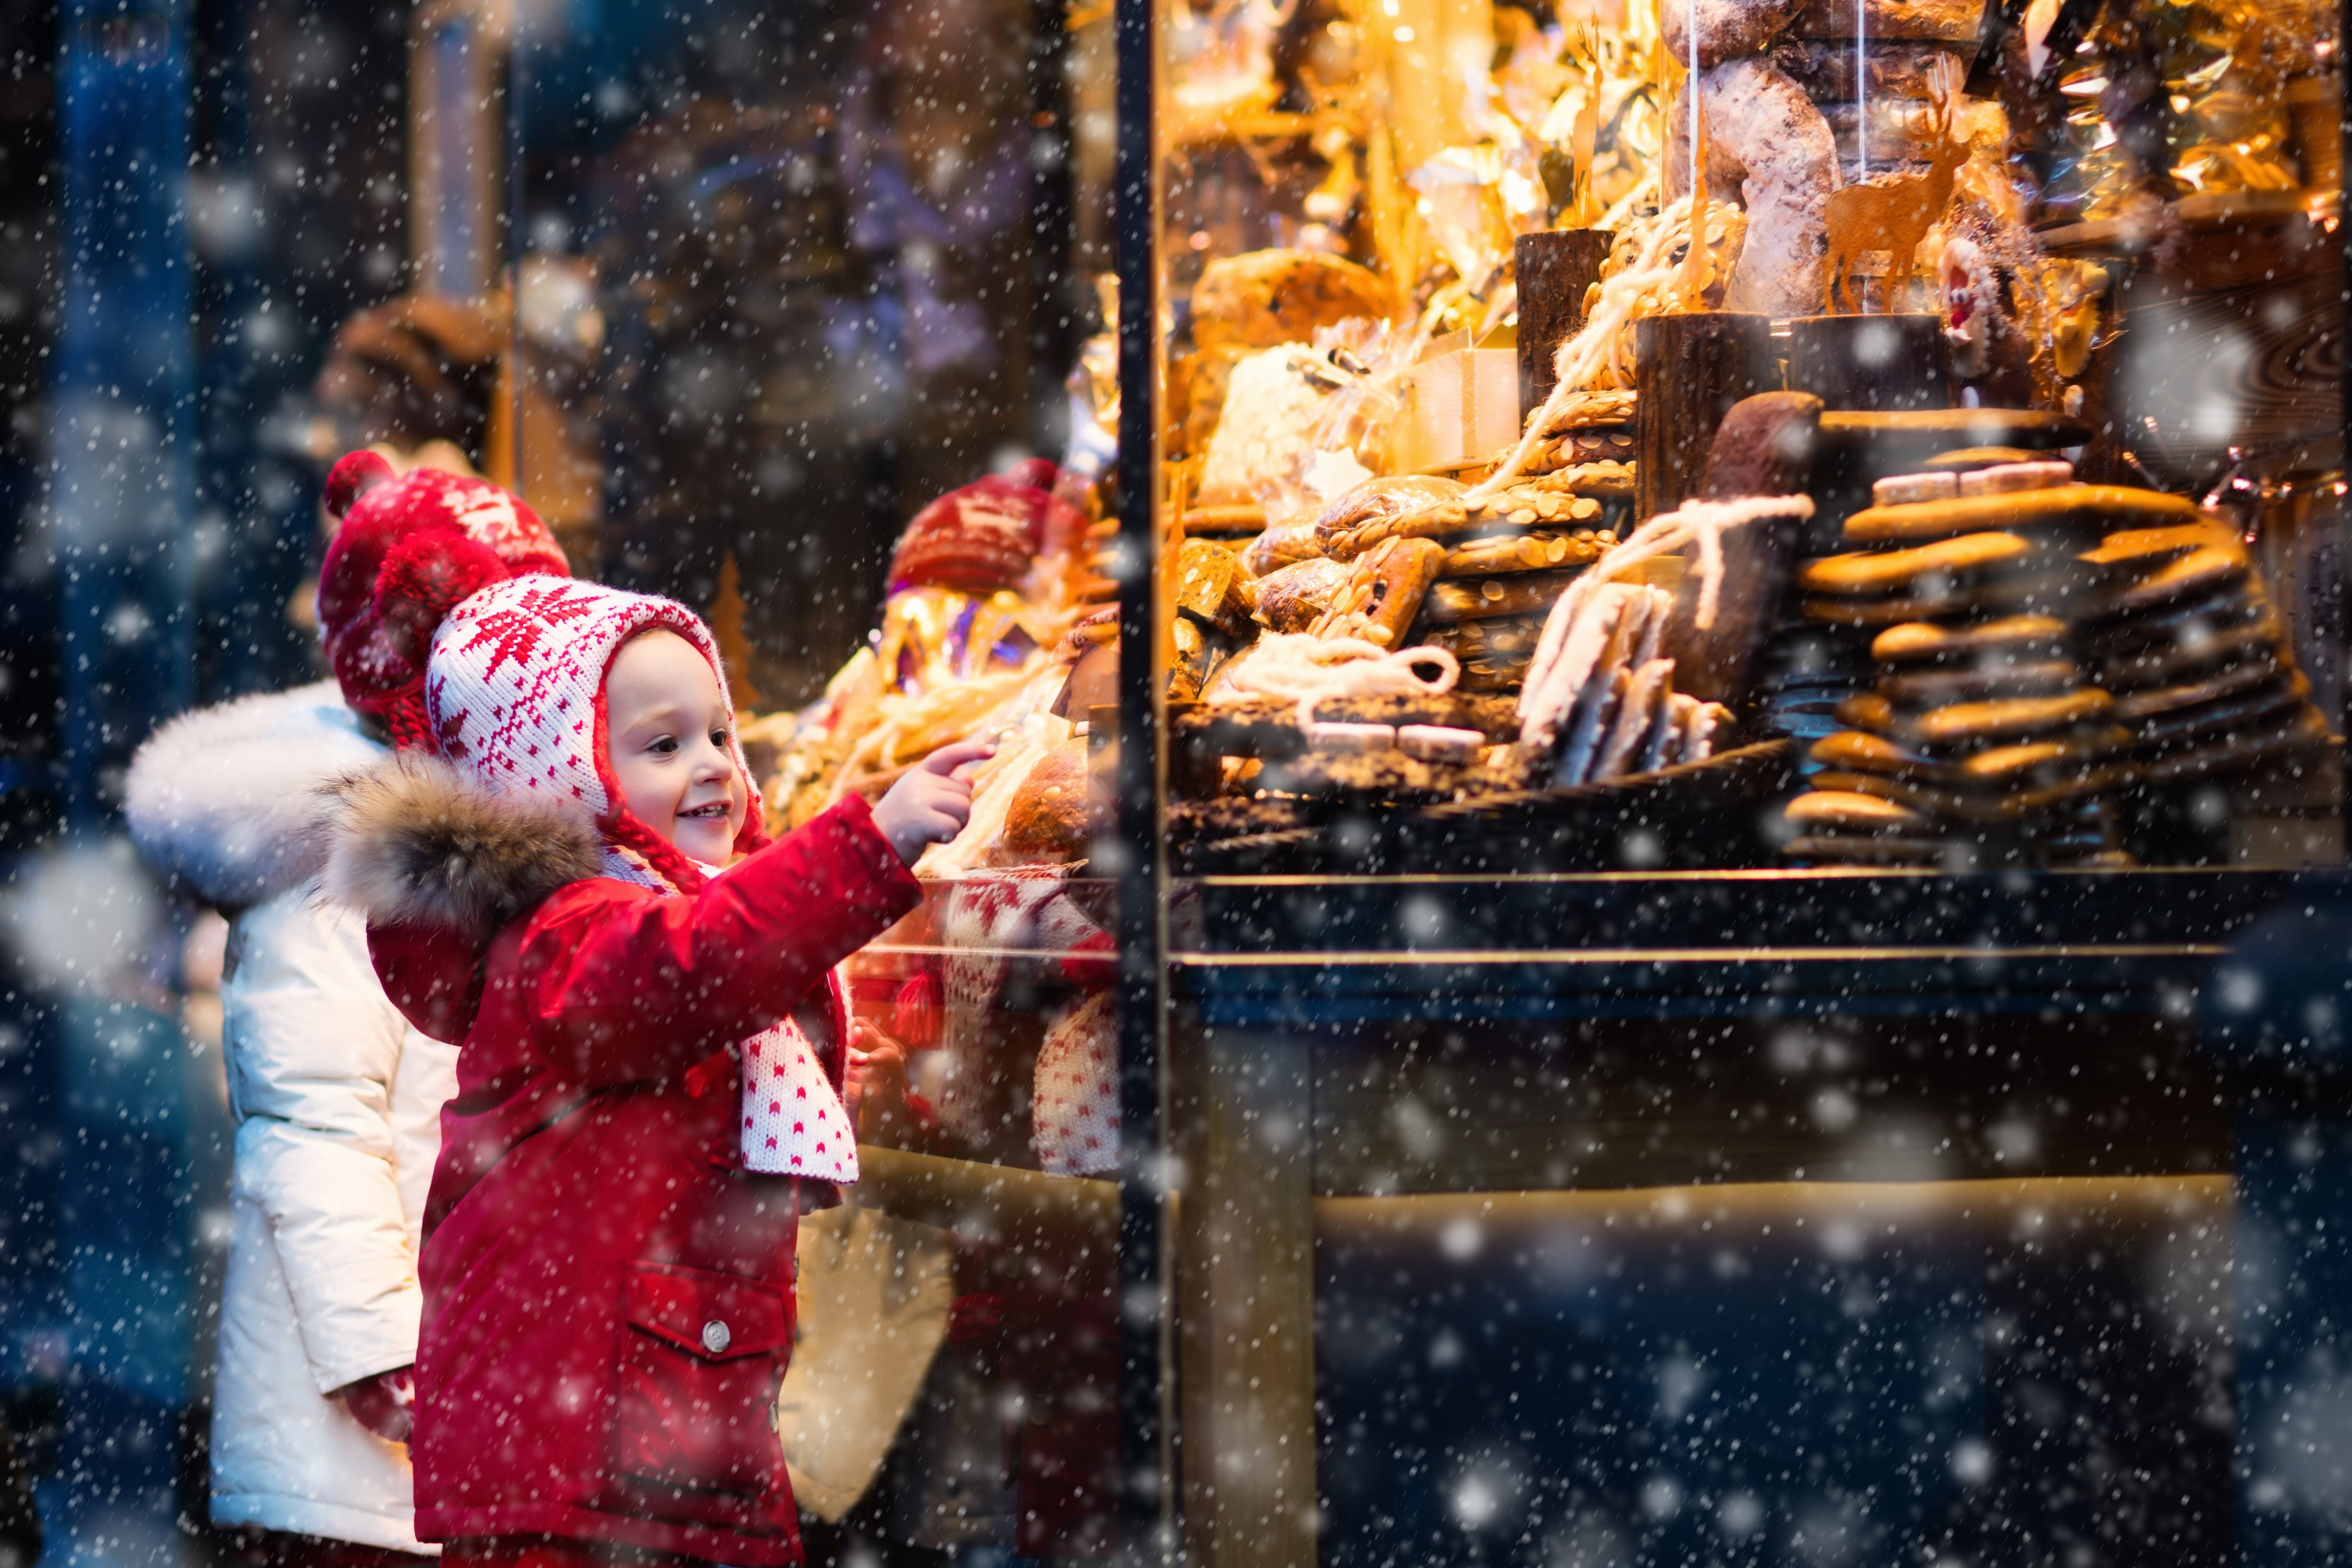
<box><xmin>318</xmin><ymin>457</ymin><xmax>981</xmax><ymax>1568</ymax></box>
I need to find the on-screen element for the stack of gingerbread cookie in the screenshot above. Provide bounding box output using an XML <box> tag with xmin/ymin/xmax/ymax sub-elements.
<box><xmin>1781</xmin><ymin>616</ymin><xmax>2137</xmax><ymax>866</ymax></box>
<box><xmin>2076</xmin><ymin>521</ymin><xmax>2329</xmax><ymax>784</ymax></box>
<box><xmin>1777</xmin><ymin>455</ymin><xmax>2179</xmax><ymax>867</ymax></box>
<box><xmin>1411</xmin><ymin>524</ymin><xmax>1621</xmax><ymax>690</ymax></box>
<box><xmin>1301</xmin><ymin>468</ymin><xmax>1632</xmax><ymax>695</ymax></box>
<box><xmin>1516</xmin><ymin>388</ymin><xmax>1637</xmax><ymax>477</ymax></box>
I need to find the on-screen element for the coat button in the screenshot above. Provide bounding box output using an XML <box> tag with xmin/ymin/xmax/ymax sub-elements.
<box><xmin>702</xmin><ymin>1319</ymin><xmax>731</xmax><ymax>1354</ymax></box>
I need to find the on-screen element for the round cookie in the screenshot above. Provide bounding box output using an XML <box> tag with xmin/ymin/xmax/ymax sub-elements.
<box><xmin>1952</xmin><ymin>729</ymin><xmax>2134</xmax><ymax>785</ymax></box>
<box><xmin>1798</xmin><ymin>531</ymin><xmax>2042</xmax><ymax>597</ymax></box>
<box><xmin>1836</xmin><ymin>688</ymin><xmax>2116</xmax><ymax>748</ymax></box>
<box><xmin>1784</xmin><ymin>789</ymin><xmax>1927</xmax><ymax>831</ymax></box>
<box><xmin>1880</xmin><ymin>657</ymin><xmax>2082</xmax><ymax>708</ymax></box>
<box><xmin>2111</xmin><ymin>659</ymin><xmax>2293</xmax><ymax>722</ymax></box>
<box><xmin>2094</xmin><ymin>613</ymin><xmax>2282</xmax><ymax>691</ymax></box>
<box><xmin>1843</xmin><ymin>484</ymin><xmax>2201</xmax><ymax>545</ymax></box>
<box><xmin>2145</xmin><ymin>705</ymin><xmax>2331</xmax><ymax>784</ymax></box>
<box><xmin>1919</xmin><ymin>446</ymin><xmax>2048</xmax><ymax>471</ymax></box>
<box><xmin>1872</xmin><ymin>613</ymin><xmax>2071</xmax><ymax>665</ymax></box>
<box><xmin>1812</xmin><ymin>763</ymin><xmax>2132</xmax><ymax>821</ymax></box>
<box><xmin>1809</xmin><ymin>728</ymin><xmax>1936</xmax><ymax>778</ymax></box>
<box><xmin>2132</xmin><ymin>672</ymin><xmax>2311</xmax><ymax>752</ymax></box>
<box><xmin>2077</xmin><ymin>521</ymin><xmax>2239</xmax><ymax>569</ymax></box>
<box><xmin>2085</xmin><ymin>581</ymin><xmax>2270</xmax><ymax>655</ymax></box>
<box><xmin>2084</xmin><ymin>543</ymin><xmax>2251</xmax><ymax>619</ymax></box>
<box><xmin>1906</xmin><ymin>690</ymin><xmax>2116</xmax><ymax>748</ymax></box>
<box><xmin>1803</xmin><ymin>568</ymin><xmax>2087</xmax><ymax>625</ymax></box>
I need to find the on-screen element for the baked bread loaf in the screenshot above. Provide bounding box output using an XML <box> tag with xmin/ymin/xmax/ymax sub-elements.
<box><xmin>1311</xmin><ymin>476</ymin><xmax>1469</xmax><ymax>548</ymax></box>
<box><xmin>1243</xmin><ymin>518</ymin><xmax>1326</xmax><ymax>576</ymax></box>
<box><xmin>1190</xmin><ymin>250</ymin><xmax>1395</xmax><ymax>354</ymax></box>
<box><xmin>1253</xmin><ymin>557</ymin><xmax>1352</xmax><ymax>634</ymax></box>
<box><xmin>999</xmin><ymin>739</ymin><xmax>1093</xmax><ymax>864</ymax></box>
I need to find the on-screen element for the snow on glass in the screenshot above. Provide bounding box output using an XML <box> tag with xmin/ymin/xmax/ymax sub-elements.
<box><xmin>0</xmin><ymin>1</ymin><xmax>2346</xmax><ymax>1567</ymax></box>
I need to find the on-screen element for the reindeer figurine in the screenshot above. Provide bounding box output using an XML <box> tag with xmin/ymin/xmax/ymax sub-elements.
<box><xmin>1818</xmin><ymin>86</ymin><xmax>1973</xmax><ymax>315</ymax></box>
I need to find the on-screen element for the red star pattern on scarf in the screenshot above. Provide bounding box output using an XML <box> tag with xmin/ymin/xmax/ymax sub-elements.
<box><xmin>736</xmin><ymin>1002</ymin><xmax>857</xmax><ymax>1182</ymax></box>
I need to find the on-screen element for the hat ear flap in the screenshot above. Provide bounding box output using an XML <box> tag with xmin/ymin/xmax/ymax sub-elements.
<box><xmin>331</xmin><ymin>528</ymin><xmax>510</xmax><ymax>727</ymax></box>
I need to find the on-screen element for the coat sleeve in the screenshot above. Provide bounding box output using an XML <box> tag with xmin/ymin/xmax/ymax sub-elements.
<box><xmin>513</xmin><ymin>794</ymin><xmax>922</xmax><ymax>1089</ymax></box>
<box><xmin>222</xmin><ymin>888</ymin><xmax>425</xmax><ymax>1394</ymax></box>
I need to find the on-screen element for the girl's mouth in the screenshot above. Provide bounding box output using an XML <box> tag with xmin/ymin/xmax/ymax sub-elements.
<box><xmin>679</xmin><ymin>802</ymin><xmax>731</xmax><ymax>820</ymax></box>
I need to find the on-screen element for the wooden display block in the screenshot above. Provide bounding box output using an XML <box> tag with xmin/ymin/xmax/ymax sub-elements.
<box><xmin>1634</xmin><ymin>311</ymin><xmax>1775</xmax><ymax>519</ymax></box>
<box><xmin>1516</xmin><ymin>229</ymin><xmax>1614</xmax><ymax>419</ymax></box>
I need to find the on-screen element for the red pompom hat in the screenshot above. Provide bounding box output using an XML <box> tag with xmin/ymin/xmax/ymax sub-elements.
<box><xmin>315</xmin><ymin>451</ymin><xmax>572</xmax><ymax>753</ymax></box>
<box><xmin>887</xmin><ymin>458</ymin><xmax>1088</xmax><ymax>595</ymax></box>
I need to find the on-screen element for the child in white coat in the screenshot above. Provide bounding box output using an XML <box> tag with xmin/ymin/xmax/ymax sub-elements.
<box><xmin>124</xmin><ymin>458</ymin><xmax>571</xmax><ymax>1568</ymax></box>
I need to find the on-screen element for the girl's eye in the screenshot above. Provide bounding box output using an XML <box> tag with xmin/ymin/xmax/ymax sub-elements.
<box><xmin>710</xmin><ymin>729</ymin><xmax>729</xmax><ymax>748</ymax></box>
<box><xmin>649</xmin><ymin>736</ymin><xmax>677</xmax><ymax>755</ymax></box>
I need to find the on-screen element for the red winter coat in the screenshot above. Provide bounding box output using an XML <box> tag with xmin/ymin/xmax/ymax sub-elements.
<box><xmin>331</xmin><ymin>762</ymin><xmax>921</xmax><ymax>1568</ymax></box>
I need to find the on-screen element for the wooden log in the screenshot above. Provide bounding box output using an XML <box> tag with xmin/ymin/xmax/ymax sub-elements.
<box><xmin>1634</xmin><ymin>311</ymin><xmax>1776</xmax><ymax>519</ymax></box>
<box><xmin>1786</xmin><ymin>312</ymin><xmax>1952</xmax><ymax>411</ymax></box>
<box><xmin>1516</xmin><ymin>230</ymin><xmax>1614</xmax><ymax>421</ymax></box>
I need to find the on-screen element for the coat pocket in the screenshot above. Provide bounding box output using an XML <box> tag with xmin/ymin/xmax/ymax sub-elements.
<box><xmin>616</xmin><ymin>1261</ymin><xmax>793</xmax><ymax>1497</ymax></box>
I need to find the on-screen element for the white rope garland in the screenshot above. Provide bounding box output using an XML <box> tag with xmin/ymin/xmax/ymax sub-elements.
<box><xmin>1213</xmin><ymin>631</ymin><xmax>1462</xmax><ymax>727</ymax></box>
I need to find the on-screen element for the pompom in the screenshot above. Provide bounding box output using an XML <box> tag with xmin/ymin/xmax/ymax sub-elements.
<box><xmin>327</xmin><ymin>528</ymin><xmax>509</xmax><ymax>719</ymax></box>
<box><xmin>314</xmin><ymin>454</ymin><xmax>572</xmax><ymax>745</ymax></box>
<box><xmin>323</xmin><ymin>450</ymin><xmax>396</xmax><ymax>522</ymax></box>
<box><xmin>886</xmin><ymin>467</ymin><xmax>1084</xmax><ymax>594</ymax></box>
<box><xmin>1058</xmin><ymin>929</ymin><xmax>1115</xmax><ymax>991</ymax></box>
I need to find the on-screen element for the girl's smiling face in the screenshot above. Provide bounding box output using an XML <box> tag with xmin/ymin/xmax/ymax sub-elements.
<box><xmin>602</xmin><ymin>628</ymin><xmax>747</xmax><ymax>865</ymax></box>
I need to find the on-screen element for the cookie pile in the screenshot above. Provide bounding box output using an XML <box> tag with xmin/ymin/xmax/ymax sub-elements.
<box><xmin>1411</xmin><ymin>522</ymin><xmax>1620</xmax><ymax>691</ymax></box>
<box><xmin>2077</xmin><ymin>522</ymin><xmax>2330</xmax><ymax>783</ymax></box>
<box><xmin>1782</xmin><ymin>618</ymin><xmax>2136</xmax><ymax>867</ymax></box>
<box><xmin>1778</xmin><ymin>457</ymin><xmax>2173</xmax><ymax>867</ymax></box>
<box><xmin>1517</xmin><ymin>388</ymin><xmax>1638</xmax><ymax>477</ymax></box>
<box><xmin>1304</xmin><ymin>468</ymin><xmax>1630</xmax><ymax>695</ymax></box>
<box><xmin>1318</xmin><ymin>465</ymin><xmax>1628</xmax><ymax>557</ymax></box>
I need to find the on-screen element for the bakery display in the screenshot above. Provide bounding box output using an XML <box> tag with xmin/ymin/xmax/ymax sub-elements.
<box><xmin>782</xmin><ymin>0</ymin><xmax>2343</xmax><ymax>882</ymax></box>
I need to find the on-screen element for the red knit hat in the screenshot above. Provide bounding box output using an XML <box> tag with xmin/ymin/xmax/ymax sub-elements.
<box><xmin>887</xmin><ymin>459</ymin><xmax>1086</xmax><ymax>594</ymax></box>
<box><xmin>316</xmin><ymin>451</ymin><xmax>571</xmax><ymax>750</ymax></box>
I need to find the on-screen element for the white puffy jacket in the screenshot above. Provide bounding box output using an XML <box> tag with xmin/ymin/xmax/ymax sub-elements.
<box><xmin>127</xmin><ymin>681</ymin><xmax>453</xmax><ymax>1554</ymax></box>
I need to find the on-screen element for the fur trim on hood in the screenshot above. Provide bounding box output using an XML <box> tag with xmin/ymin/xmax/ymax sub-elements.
<box><xmin>320</xmin><ymin>751</ymin><xmax>605</xmax><ymax>945</ymax></box>
<box><xmin>126</xmin><ymin>681</ymin><xmax>387</xmax><ymax>908</ymax></box>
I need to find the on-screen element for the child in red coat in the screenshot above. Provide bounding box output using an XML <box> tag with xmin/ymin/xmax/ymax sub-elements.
<box><xmin>316</xmin><ymin>454</ymin><xmax>980</xmax><ymax>1568</ymax></box>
